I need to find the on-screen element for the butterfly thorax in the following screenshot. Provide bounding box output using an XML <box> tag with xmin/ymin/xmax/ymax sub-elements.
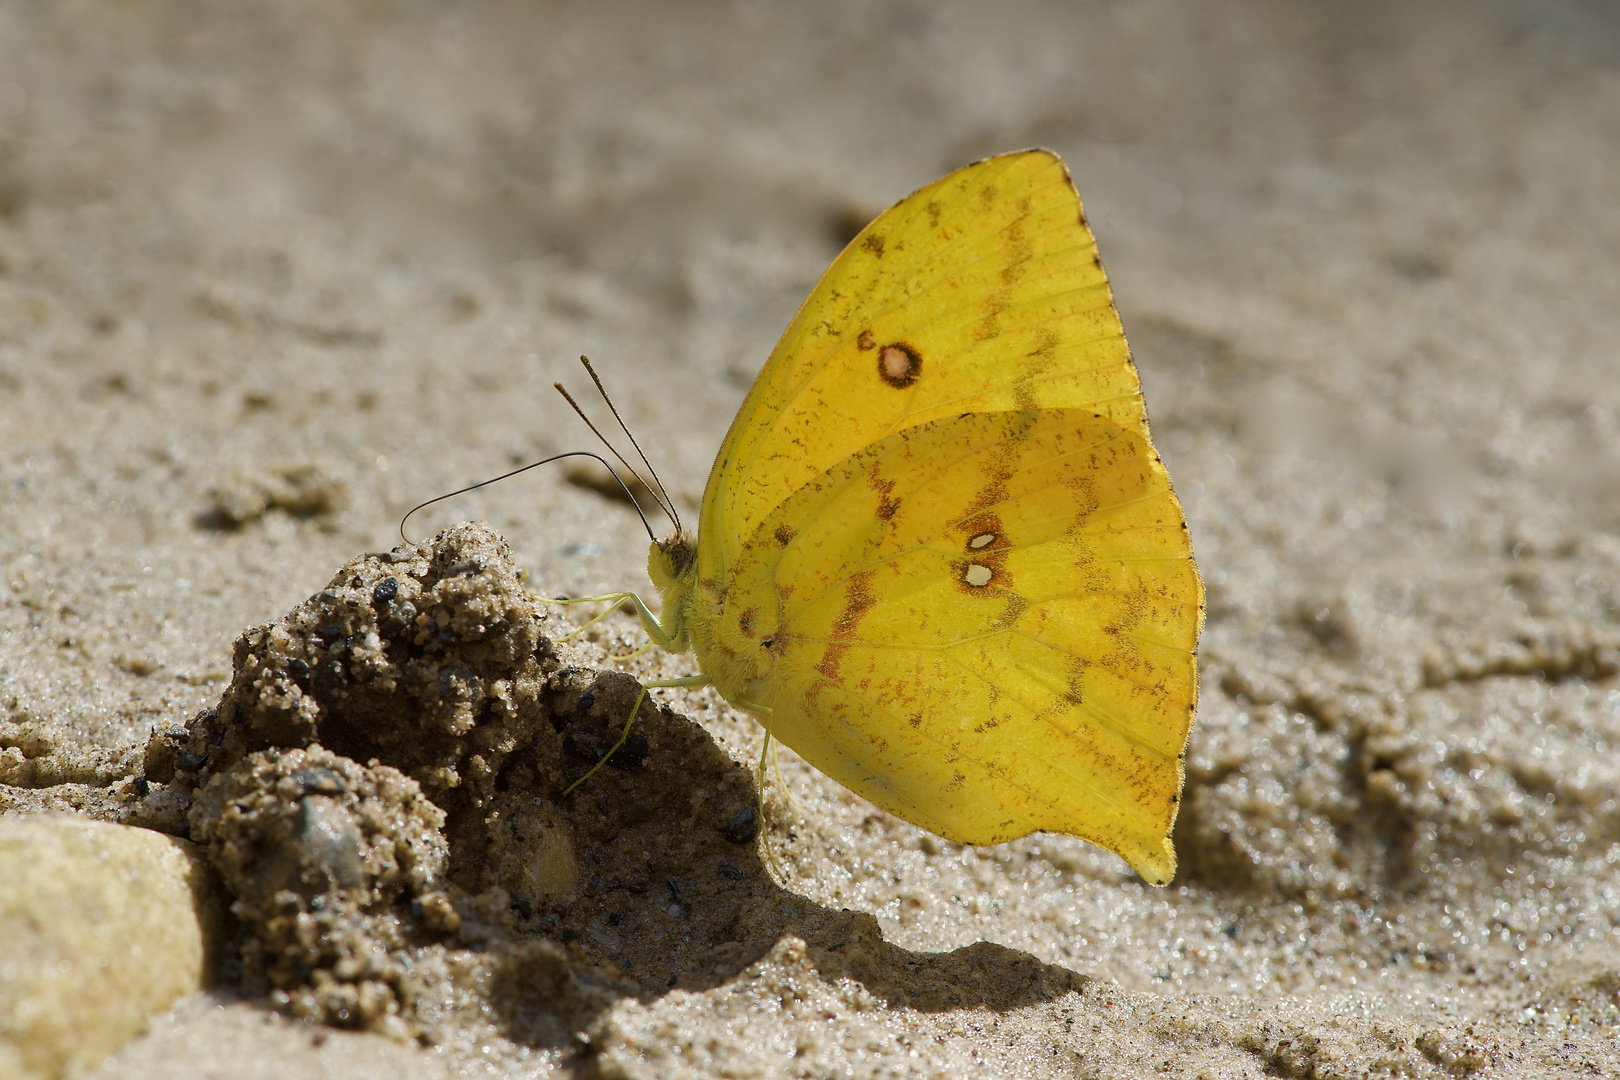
<box><xmin>647</xmin><ymin>534</ymin><xmax>698</xmax><ymax>655</ymax></box>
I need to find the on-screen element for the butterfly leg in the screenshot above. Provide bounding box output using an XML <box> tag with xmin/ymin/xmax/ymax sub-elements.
<box><xmin>730</xmin><ymin>698</ymin><xmax>795</xmax><ymax>882</ymax></box>
<box><xmin>540</xmin><ymin>591</ymin><xmax>685</xmax><ymax>652</ymax></box>
<box><xmin>546</xmin><ymin>596</ymin><xmax>655</xmax><ymax>661</ymax></box>
<box><xmin>540</xmin><ymin>592</ymin><xmax>635</xmax><ymax>642</ymax></box>
<box><xmin>608</xmin><ymin>638</ymin><xmax>658</xmax><ymax>664</ymax></box>
<box><xmin>768</xmin><ymin>738</ymin><xmax>803</xmax><ymax>818</ymax></box>
<box><xmin>755</xmin><ymin>723</ymin><xmax>773</xmax><ymax>815</ymax></box>
<box><xmin>561</xmin><ymin>673</ymin><xmax>709</xmax><ymax>796</ymax></box>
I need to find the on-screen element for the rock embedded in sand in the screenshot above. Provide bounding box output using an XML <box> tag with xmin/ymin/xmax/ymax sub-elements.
<box><xmin>0</xmin><ymin>815</ymin><xmax>224</xmax><ymax>1080</ymax></box>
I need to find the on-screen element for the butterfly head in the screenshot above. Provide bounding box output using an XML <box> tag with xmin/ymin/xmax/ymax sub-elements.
<box><xmin>649</xmin><ymin>532</ymin><xmax>696</xmax><ymax>589</ymax></box>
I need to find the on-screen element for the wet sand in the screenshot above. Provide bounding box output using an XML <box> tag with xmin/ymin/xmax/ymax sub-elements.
<box><xmin>2</xmin><ymin>1</ymin><xmax>1617</xmax><ymax>1076</ymax></box>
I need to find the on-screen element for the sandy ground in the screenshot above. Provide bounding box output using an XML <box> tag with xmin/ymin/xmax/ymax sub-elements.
<box><xmin>3</xmin><ymin>0</ymin><xmax>1619</xmax><ymax>1076</ymax></box>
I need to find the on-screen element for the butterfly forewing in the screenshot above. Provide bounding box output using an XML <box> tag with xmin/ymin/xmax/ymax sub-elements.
<box><xmin>679</xmin><ymin>149</ymin><xmax>1204</xmax><ymax>884</ymax></box>
<box><xmin>698</xmin><ymin>150</ymin><xmax>1137</xmax><ymax>583</ymax></box>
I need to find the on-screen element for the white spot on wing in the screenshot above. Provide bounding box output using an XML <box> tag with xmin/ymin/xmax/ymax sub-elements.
<box><xmin>964</xmin><ymin>564</ymin><xmax>993</xmax><ymax>587</ymax></box>
<box><xmin>969</xmin><ymin>533</ymin><xmax>996</xmax><ymax>549</ymax></box>
<box><xmin>881</xmin><ymin>346</ymin><xmax>915</xmax><ymax>381</ymax></box>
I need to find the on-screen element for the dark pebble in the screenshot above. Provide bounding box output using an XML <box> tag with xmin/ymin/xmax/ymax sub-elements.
<box><xmin>250</xmin><ymin>796</ymin><xmax>366</xmax><ymax>901</ymax></box>
<box><xmin>312</xmin><ymin>657</ymin><xmax>348</xmax><ymax>694</ymax></box>
<box><xmin>720</xmin><ymin>806</ymin><xmax>759</xmax><ymax>845</ymax></box>
<box><xmin>294</xmin><ymin>767</ymin><xmax>349</xmax><ymax>796</ymax></box>
<box><xmin>372</xmin><ymin>576</ymin><xmax>399</xmax><ymax>604</ymax></box>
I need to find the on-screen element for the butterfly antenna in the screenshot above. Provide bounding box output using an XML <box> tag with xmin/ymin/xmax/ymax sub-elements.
<box><xmin>399</xmin><ymin>450</ymin><xmax>659</xmax><ymax>545</ymax></box>
<box><xmin>576</xmin><ymin>356</ymin><xmax>682</xmax><ymax>536</ymax></box>
<box><xmin>551</xmin><ymin>381</ymin><xmax>675</xmax><ymax>531</ymax></box>
<box><xmin>553</xmin><ymin>366</ymin><xmax>680</xmax><ymax>535</ymax></box>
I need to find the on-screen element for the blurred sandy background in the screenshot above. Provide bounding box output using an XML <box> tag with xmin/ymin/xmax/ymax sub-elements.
<box><xmin>2</xmin><ymin>1</ymin><xmax>1618</xmax><ymax>1076</ymax></box>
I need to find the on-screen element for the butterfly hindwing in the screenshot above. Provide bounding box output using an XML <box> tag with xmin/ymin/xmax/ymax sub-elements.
<box><xmin>696</xmin><ymin>407</ymin><xmax>1199</xmax><ymax>884</ymax></box>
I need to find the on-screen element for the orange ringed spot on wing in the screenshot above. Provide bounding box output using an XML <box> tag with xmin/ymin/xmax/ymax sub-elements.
<box><xmin>964</xmin><ymin>563</ymin><xmax>993</xmax><ymax>587</ymax></box>
<box><xmin>856</xmin><ymin>330</ymin><xmax>876</xmax><ymax>351</ymax></box>
<box><xmin>968</xmin><ymin>532</ymin><xmax>996</xmax><ymax>549</ymax></box>
<box><xmin>877</xmin><ymin>343</ymin><xmax>921</xmax><ymax>388</ymax></box>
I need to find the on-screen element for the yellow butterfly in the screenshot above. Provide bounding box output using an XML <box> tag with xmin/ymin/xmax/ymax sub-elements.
<box><xmin>586</xmin><ymin>149</ymin><xmax>1202</xmax><ymax>886</ymax></box>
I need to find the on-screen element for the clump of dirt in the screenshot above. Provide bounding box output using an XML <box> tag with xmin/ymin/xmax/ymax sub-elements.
<box><xmin>148</xmin><ymin>522</ymin><xmax>560</xmax><ymax>818</ymax></box>
<box><xmin>186</xmin><ymin>745</ymin><xmax>447</xmax><ymax>1035</ymax></box>
<box><xmin>203</xmin><ymin>462</ymin><xmax>351</xmax><ymax>528</ymax></box>
<box><xmin>146</xmin><ymin>522</ymin><xmax>766</xmax><ymax>1039</ymax></box>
